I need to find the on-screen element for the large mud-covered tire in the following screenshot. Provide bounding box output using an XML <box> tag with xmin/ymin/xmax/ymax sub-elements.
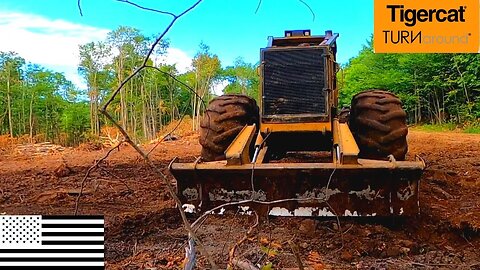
<box><xmin>199</xmin><ymin>94</ymin><xmax>259</xmax><ymax>161</ymax></box>
<box><xmin>349</xmin><ymin>90</ymin><xmax>408</xmax><ymax>160</ymax></box>
<box><xmin>338</xmin><ymin>106</ymin><xmax>350</xmax><ymax>123</ymax></box>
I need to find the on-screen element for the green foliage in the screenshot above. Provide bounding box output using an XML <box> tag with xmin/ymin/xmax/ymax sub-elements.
<box><xmin>463</xmin><ymin>125</ymin><xmax>480</xmax><ymax>134</ymax></box>
<box><xmin>30</xmin><ymin>26</ymin><xmax>480</xmax><ymax>146</ymax></box>
<box><xmin>412</xmin><ymin>123</ymin><xmax>457</xmax><ymax>132</ymax></box>
<box><xmin>222</xmin><ymin>57</ymin><xmax>259</xmax><ymax>100</ymax></box>
<box><xmin>1</xmin><ymin>26</ymin><xmax>257</xmax><ymax>145</ymax></box>
<box><xmin>339</xmin><ymin>38</ymin><xmax>480</xmax><ymax>125</ymax></box>
<box><xmin>190</xmin><ymin>43</ymin><xmax>223</xmax><ymax>130</ymax></box>
<box><xmin>0</xmin><ymin>53</ymin><xmax>88</xmax><ymax>145</ymax></box>
<box><xmin>412</xmin><ymin>122</ymin><xmax>480</xmax><ymax>134</ymax></box>
<box><xmin>0</xmin><ymin>52</ymin><xmax>87</xmax><ymax>146</ymax></box>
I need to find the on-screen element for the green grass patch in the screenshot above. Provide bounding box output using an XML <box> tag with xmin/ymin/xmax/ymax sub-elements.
<box><xmin>463</xmin><ymin>125</ymin><xmax>480</xmax><ymax>134</ymax></box>
<box><xmin>412</xmin><ymin>123</ymin><xmax>457</xmax><ymax>132</ymax></box>
<box><xmin>412</xmin><ymin>123</ymin><xmax>480</xmax><ymax>134</ymax></box>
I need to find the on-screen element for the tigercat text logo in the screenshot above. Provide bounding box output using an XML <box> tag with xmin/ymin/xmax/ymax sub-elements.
<box><xmin>374</xmin><ymin>0</ymin><xmax>479</xmax><ymax>53</ymax></box>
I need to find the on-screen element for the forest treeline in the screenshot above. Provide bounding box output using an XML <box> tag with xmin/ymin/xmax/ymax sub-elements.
<box><xmin>0</xmin><ymin>29</ymin><xmax>478</xmax><ymax>146</ymax></box>
<box><xmin>0</xmin><ymin>26</ymin><xmax>258</xmax><ymax>146</ymax></box>
<box><xmin>339</xmin><ymin>39</ymin><xmax>480</xmax><ymax>125</ymax></box>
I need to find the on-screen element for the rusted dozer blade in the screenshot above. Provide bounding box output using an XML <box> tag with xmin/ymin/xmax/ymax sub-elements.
<box><xmin>170</xmin><ymin>158</ymin><xmax>425</xmax><ymax>217</ymax></box>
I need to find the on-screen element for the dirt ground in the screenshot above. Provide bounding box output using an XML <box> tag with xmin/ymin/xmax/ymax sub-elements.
<box><xmin>0</xmin><ymin>130</ymin><xmax>479</xmax><ymax>269</ymax></box>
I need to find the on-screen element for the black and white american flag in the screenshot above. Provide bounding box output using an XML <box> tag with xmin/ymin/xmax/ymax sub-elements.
<box><xmin>0</xmin><ymin>215</ymin><xmax>104</xmax><ymax>269</ymax></box>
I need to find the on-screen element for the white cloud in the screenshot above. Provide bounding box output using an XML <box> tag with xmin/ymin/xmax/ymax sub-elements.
<box><xmin>158</xmin><ymin>47</ymin><xmax>193</xmax><ymax>74</ymax></box>
<box><xmin>0</xmin><ymin>11</ymin><xmax>193</xmax><ymax>90</ymax></box>
<box><xmin>212</xmin><ymin>80</ymin><xmax>229</xmax><ymax>96</ymax></box>
<box><xmin>0</xmin><ymin>11</ymin><xmax>109</xmax><ymax>89</ymax></box>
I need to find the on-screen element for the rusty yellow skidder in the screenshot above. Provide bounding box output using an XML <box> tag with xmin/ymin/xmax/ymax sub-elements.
<box><xmin>170</xmin><ymin>30</ymin><xmax>425</xmax><ymax>217</ymax></box>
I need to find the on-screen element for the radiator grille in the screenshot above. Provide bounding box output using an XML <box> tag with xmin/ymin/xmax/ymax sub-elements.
<box><xmin>262</xmin><ymin>48</ymin><xmax>327</xmax><ymax>116</ymax></box>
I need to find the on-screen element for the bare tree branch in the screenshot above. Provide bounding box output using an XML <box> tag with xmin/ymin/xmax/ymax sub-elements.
<box><xmin>101</xmin><ymin>0</ymin><xmax>203</xmax><ymax>112</ymax></box>
<box><xmin>184</xmin><ymin>237</ymin><xmax>196</xmax><ymax>270</ymax></box>
<box><xmin>77</xmin><ymin>0</ymin><xmax>83</xmax><ymax>16</ymax></box>
<box><xmin>193</xmin><ymin>167</ymin><xmax>338</xmax><ymax>229</ymax></box>
<box><xmin>144</xmin><ymin>65</ymin><xmax>206</xmax><ymax>106</ymax></box>
<box><xmin>228</xmin><ymin>212</ymin><xmax>259</xmax><ymax>269</ymax></box>
<box><xmin>191</xmin><ymin>197</ymin><xmax>322</xmax><ymax>228</ymax></box>
<box><xmin>297</xmin><ymin>0</ymin><xmax>315</xmax><ymax>21</ymax></box>
<box><xmin>93</xmin><ymin>0</ymin><xmax>219</xmax><ymax>267</ymax></box>
<box><xmin>101</xmin><ymin>108</ymin><xmax>218</xmax><ymax>269</ymax></box>
<box><xmin>116</xmin><ymin>0</ymin><xmax>176</xmax><ymax>17</ymax></box>
<box><xmin>255</xmin><ymin>0</ymin><xmax>263</xmax><ymax>14</ymax></box>
<box><xmin>254</xmin><ymin>0</ymin><xmax>315</xmax><ymax>20</ymax></box>
<box><xmin>81</xmin><ymin>1</ymin><xmax>321</xmax><ymax>268</ymax></box>
<box><xmin>288</xmin><ymin>240</ymin><xmax>304</xmax><ymax>270</ymax></box>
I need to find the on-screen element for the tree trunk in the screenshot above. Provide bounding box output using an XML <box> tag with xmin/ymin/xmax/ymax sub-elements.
<box><xmin>149</xmin><ymin>83</ymin><xmax>156</xmax><ymax>137</ymax></box>
<box><xmin>89</xmin><ymin>90</ymin><xmax>95</xmax><ymax>135</ymax></box>
<box><xmin>29</xmin><ymin>91</ymin><xmax>35</xmax><ymax>142</ymax></box>
<box><xmin>141</xmin><ymin>81</ymin><xmax>148</xmax><ymax>140</ymax></box>
<box><xmin>117</xmin><ymin>53</ymin><xmax>128</xmax><ymax>130</ymax></box>
<box><xmin>21</xmin><ymin>83</ymin><xmax>26</xmax><ymax>134</ymax></box>
<box><xmin>6</xmin><ymin>72</ymin><xmax>13</xmax><ymax>137</ymax></box>
<box><xmin>192</xmin><ymin>72</ymin><xmax>198</xmax><ymax>131</ymax></box>
<box><xmin>456</xmin><ymin>65</ymin><xmax>470</xmax><ymax>104</ymax></box>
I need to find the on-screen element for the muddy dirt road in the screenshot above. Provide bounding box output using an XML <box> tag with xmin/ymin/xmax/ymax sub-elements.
<box><xmin>0</xmin><ymin>131</ymin><xmax>479</xmax><ymax>269</ymax></box>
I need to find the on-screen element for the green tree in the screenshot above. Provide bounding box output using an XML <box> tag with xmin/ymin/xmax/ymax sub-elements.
<box><xmin>79</xmin><ymin>41</ymin><xmax>112</xmax><ymax>135</ymax></box>
<box><xmin>0</xmin><ymin>52</ymin><xmax>25</xmax><ymax>136</ymax></box>
<box><xmin>222</xmin><ymin>57</ymin><xmax>259</xmax><ymax>100</ymax></box>
<box><xmin>339</xmin><ymin>37</ymin><xmax>480</xmax><ymax>125</ymax></box>
<box><xmin>191</xmin><ymin>43</ymin><xmax>221</xmax><ymax>130</ymax></box>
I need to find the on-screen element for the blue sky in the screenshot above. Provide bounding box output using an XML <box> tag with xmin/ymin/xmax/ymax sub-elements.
<box><xmin>0</xmin><ymin>0</ymin><xmax>373</xmax><ymax>89</ymax></box>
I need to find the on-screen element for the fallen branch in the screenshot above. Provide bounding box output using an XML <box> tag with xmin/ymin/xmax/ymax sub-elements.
<box><xmin>231</xmin><ymin>259</ymin><xmax>259</xmax><ymax>270</ymax></box>
<box><xmin>288</xmin><ymin>240</ymin><xmax>304</xmax><ymax>270</ymax></box>
<box><xmin>74</xmin><ymin>141</ymin><xmax>122</xmax><ymax>215</ymax></box>
<box><xmin>228</xmin><ymin>212</ymin><xmax>259</xmax><ymax>269</ymax></box>
<box><xmin>97</xmin><ymin>166</ymin><xmax>133</xmax><ymax>192</ymax></box>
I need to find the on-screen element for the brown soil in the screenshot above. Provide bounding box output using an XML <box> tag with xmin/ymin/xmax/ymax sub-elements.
<box><xmin>0</xmin><ymin>131</ymin><xmax>479</xmax><ymax>269</ymax></box>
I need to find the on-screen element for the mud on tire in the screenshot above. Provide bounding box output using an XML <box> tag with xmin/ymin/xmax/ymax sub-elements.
<box><xmin>338</xmin><ymin>106</ymin><xmax>350</xmax><ymax>123</ymax></box>
<box><xmin>349</xmin><ymin>90</ymin><xmax>408</xmax><ymax>160</ymax></box>
<box><xmin>199</xmin><ymin>94</ymin><xmax>259</xmax><ymax>161</ymax></box>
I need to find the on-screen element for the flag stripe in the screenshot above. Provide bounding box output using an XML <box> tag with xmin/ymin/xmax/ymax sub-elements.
<box><xmin>0</xmin><ymin>245</ymin><xmax>104</xmax><ymax>250</ymax></box>
<box><xmin>0</xmin><ymin>249</ymin><xmax>104</xmax><ymax>253</ymax></box>
<box><xmin>42</xmin><ymin>236</ymin><xmax>104</xmax><ymax>241</ymax></box>
<box><xmin>42</xmin><ymin>216</ymin><xmax>103</xmax><ymax>220</ymax></box>
<box><xmin>0</xmin><ymin>257</ymin><xmax>104</xmax><ymax>262</ymax></box>
<box><xmin>0</xmin><ymin>253</ymin><xmax>103</xmax><ymax>258</ymax></box>
<box><xmin>42</xmin><ymin>241</ymin><xmax>103</xmax><ymax>245</ymax></box>
<box><xmin>42</xmin><ymin>232</ymin><xmax>104</xmax><ymax>237</ymax></box>
<box><xmin>42</xmin><ymin>220</ymin><xmax>104</xmax><ymax>225</ymax></box>
<box><xmin>0</xmin><ymin>262</ymin><xmax>104</xmax><ymax>267</ymax></box>
<box><xmin>0</xmin><ymin>262</ymin><xmax>105</xmax><ymax>270</ymax></box>
<box><xmin>42</xmin><ymin>224</ymin><xmax>103</xmax><ymax>228</ymax></box>
<box><xmin>42</xmin><ymin>228</ymin><xmax>103</xmax><ymax>233</ymax></box>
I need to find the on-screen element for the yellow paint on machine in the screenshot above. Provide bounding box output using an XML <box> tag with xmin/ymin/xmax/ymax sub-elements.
<box><xmin>260</xmin><ymin>122</ymin><xmax>331</xmax><ymax>133</ymax></box>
